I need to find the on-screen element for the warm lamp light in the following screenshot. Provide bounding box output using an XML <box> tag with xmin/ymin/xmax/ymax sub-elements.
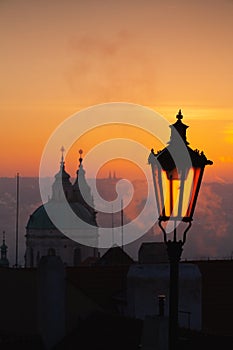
<box><xmin>148</xmin><ymin>110</ymin><xmax>213</xmax><ymax>350</ymax></box>
<box><xmin>149</xmin><ymin>109</ymin><xmax>213</xmax><ymax>224</ymax></box>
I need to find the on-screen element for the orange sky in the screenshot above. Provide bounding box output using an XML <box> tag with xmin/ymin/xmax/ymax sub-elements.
<box><xmin>1</xmin><ymin>0</ymin><xmax>233</xmax><ymax>182</ymax></box>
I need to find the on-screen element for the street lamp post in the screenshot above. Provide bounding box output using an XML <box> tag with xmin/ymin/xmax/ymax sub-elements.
<box><xmin>148</xmin><ymin>110</ymin><xmax>213</xmax><ymax>350</ymax></box>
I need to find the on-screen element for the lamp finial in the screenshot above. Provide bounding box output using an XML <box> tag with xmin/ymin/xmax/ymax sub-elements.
<box><xmin>176</xmin><ymin>110</ymin><xmax>183</xmax><ymax>120</ymax></box>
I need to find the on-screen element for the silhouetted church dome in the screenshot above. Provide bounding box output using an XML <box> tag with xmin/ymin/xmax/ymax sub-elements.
<box><xmin>26</xmin><ymin>201</ymin><xmax>96</xmax><ymax>230</ymax></box>
<box><xmin>25</xmin><ymin>149</ymin><xmax>98</xmax><ymax>268</ymax></box>
<box><xmin>27</xmin><ymin>148</ymin><xmax>97</xmax><ymax>231</ymax></box>
<box><xmin>27</xmin><ymin>205</ymin><xmax>53</xmax><ymax>230</ymax></box>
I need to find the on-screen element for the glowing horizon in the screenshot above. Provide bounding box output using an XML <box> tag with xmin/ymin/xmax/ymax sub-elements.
<box><xmin>0</xmin><ymin>1</ymin><xmax>233</xmax><ymax>182</ymax></box>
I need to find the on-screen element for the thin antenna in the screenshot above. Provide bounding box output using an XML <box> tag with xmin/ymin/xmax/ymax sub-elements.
<box><xmin>121</xmin><ymin>198</ymin><xmax>124</xmax><ymax>251</ymax></box>
<box><xmin>15</xmin><ymin>173</ymin><xmax>19</xmax><ymax>267</ymax></box>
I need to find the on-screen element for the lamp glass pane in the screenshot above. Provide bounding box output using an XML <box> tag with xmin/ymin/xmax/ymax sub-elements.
<box><xmin>182</xmin><ymin>168</ymin><xmax>195</xmax><ymax>217</ymax></box>
<box><xmin>160</xmin><ymin>167</ymin><xmax>196</xmax><ymax>220</ymax></box>
<box><xmin>186</xmin><ymin>167</ymin><xmax>202</xmax><ymax>217</ymax></box>
<box><xmin>152</xmin><ymin>165</ymin><xmax>165</xmax><ymax>216</ymax></box>
<box><xmin>152</xmin><ymin>164</ymin><xmax>203</xmax><ymax>221</ymax></box>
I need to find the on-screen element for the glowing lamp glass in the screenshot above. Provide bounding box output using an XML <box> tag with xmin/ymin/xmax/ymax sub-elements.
<box><xmin>152</xmin><ymin>162</ymin><xmax>204</xmax><ymax>222</ymax></box>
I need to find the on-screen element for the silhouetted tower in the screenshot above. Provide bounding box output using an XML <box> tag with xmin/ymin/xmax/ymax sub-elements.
<box><xmin>0</xmin><ymin>231</ymin><xmax>9</xmax><ymax>267</ymax></box>
<box><xmin>72</xmin><ymin>149</ymin><xmax>96</xmax><ymax>220</ymax></box>
<box><xmin>52</xmin><ymin>146</ymin><xmax>73</xmax><ymax>201</ymax></box>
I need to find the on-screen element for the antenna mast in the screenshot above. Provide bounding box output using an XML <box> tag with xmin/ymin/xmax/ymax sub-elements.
<box><xmin>15</xmin><ymin>173</ymin><xmax>19</xmax><ymax>267</ymax></box>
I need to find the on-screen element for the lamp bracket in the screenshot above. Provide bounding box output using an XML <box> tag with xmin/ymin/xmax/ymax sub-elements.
<box><xmin>158</xmin><ymin>220</ymin><xmax>192</xmax><ymax>246</ymax></box>
<box><xmin>159</xmin><ymin>220</ymin><xmax>168</xmax><ymax>243</ymax></box>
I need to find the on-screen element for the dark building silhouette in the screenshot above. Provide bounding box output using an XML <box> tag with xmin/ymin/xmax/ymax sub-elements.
<box><xmin>0</xmin><ymin>257</ymin><xmax>232</xmax><ymax>348</ymax></box>
<box><xmin>138</xmin><ymin>242</ymin><xmax>168</xmax><ymax>264</ymax></box>
<box><xmin>96</xmin><ymin>245</ymin><xmax>134</xmax><ymax>266</ymax></box>
<box><xmin>0</xmin><ymin>231</ymin><xmax>9</xmax><ymax>267</ymax></box>
<box><xmin>25</xmin><ymin>150</ymin><xmax>98</xmax><ymax>267</ymax></box>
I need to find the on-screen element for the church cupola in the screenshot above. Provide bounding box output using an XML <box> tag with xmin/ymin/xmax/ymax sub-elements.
<box><xmin>0</xmin><ymin>231</ymin><xmax>9</xmax><ymax>267</ymax></box>
<box><xmin>51</xmin><ymin>147</ymin><xmax>73</xmax><ymax>201</ymax></box>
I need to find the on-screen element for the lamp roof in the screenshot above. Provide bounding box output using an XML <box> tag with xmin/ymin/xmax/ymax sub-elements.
<box><xmin>148</xmin><ymin>110</ymin><xmax>213</xmax><ymax>170</ymax></box>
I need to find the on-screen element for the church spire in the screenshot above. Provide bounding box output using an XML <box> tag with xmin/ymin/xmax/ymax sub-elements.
<box><xmin>72</xmin><ymin>150</ymin><xmax>96</xmax><ymax>221</ymax></box>
<box><xmin>51</xmin><ymin>147</ymin><xmax>72</xmax><ymax>201</ymax></box>
<box><xmin>0</xmin><ymin>231</ymin><xmax>9</xmax><ymax>267</ymax></box>
<box><xmin>73</xmin><ymin>149</ymin><xmax>88</xmax><ymax>193</ymax></box>
<box><xmin>78</xmin><ymin>149</ymin><xmax>85</xmax><ymax>176</ymax></box>
<box><xmin>60</xmin><ymin>145</ymin><xmax>65</xmax><ymax>167</ymax></box>
<box><xmin>79</xmin><ymin>149</ymin><xmax>83</xmax><ymax>166</ymax></box>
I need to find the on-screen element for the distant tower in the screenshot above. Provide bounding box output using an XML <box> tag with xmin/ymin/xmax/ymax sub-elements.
<box><xmin>0</xmin><ymin>231</ymin><xmax>9</xmax><ymax>267</ymax></box>
<box><xmin>51</xmin><ymin>146</ymin><xmax>73</xmax><ymax>201</ymax></box>
<box><xmin>72</xmin><ymin>149</ymin><xmax>96</xmax><ymax>215</ymax></box>
<box><xmin>25</xmin><ymin>148</ymin><xmax>98</xmax><ymax>267</ymax></box>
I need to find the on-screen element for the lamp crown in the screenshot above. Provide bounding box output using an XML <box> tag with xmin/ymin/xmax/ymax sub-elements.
<box><xmin>176</xmin><ymin>109</ymin><xmax>183</xmax><ymax>120</ymax></box>
<box><xmin>169</xmin><ymin>110</ymin><xmax>189</xmax><ymax>145</ymax></box>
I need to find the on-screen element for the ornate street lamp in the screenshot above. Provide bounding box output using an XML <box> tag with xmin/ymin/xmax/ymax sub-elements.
<box><xmin>148</xmin><ymin>110</ymin><xmax>213</xmax><ymax>350</ymax></box>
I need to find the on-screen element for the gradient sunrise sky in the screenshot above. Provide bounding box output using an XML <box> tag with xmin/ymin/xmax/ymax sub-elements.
<box><xmin>1</xmin><ymin>0</ymin><xmax>233</xmax><ymax>181</ymax></box>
